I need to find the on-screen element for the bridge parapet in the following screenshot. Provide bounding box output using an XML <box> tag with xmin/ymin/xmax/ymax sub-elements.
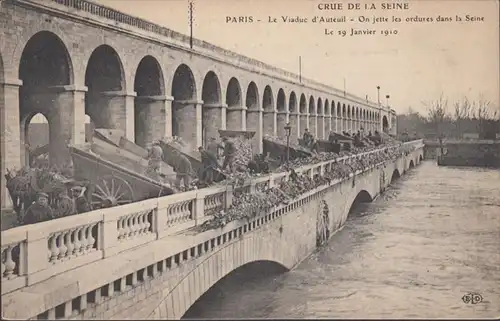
<box><xmin>0</xmin><ymin>140</ymin><xmax>423</xmax><ymax>304</ymax></box>
<box><xmin>15</xmin><ymin>0</ymin><xmax>385</xmax><ymax>108</ymax></box>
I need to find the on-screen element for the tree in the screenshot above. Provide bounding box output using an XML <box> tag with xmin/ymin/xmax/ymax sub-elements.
<box><xmin>423</xmin><ymin>93</ymin><xmax>449</xmax><ymax>138</ymax></box>
<box><xmin>453</xmin><ymin>96</ymin><xmax>472</xmax><ymax>134</ymax></box>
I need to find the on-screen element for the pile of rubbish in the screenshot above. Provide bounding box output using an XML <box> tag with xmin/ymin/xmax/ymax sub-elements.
<box><xmin>228</xmin><ymin>137</ymin><xmax>254</xmax><ymax>172</ymax></box>
<box><xmin>197</xmin><ymin>143</ymin><xmax>417</xmax><ymax>232</ymax></box>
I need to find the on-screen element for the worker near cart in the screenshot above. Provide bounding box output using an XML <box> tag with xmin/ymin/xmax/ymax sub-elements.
<box><xmin>206</xmin><ymin>137</ymin><xmax>223</xmax><ymax>160</ymax></box>
<box><xmin>302</xmin><ymin>128</ymin><xmax>313</xmax><ymax>147</ymax></box>
<box><xmin>172</xmin><ymin>150</ymin><xmax>192</xmax><ymax>191</ymax></box>
<box><xmin>221</xmin><ymin>137</ymin><xmax>236</xmax><ymax>172</ymax></box>
<box><xmin>147</xmin><ymin>141</ymin><xmax>164</xmax><ymax>174</ymax></box>
<box><xmin>22</xmin><ymin>192</ymin><xmax>54</xmax><ymax>225</ymax></box>
<box><xmin>198</xmin><ymin>146</ymin><xmax>219</xmax><ymax>184</ymax></box>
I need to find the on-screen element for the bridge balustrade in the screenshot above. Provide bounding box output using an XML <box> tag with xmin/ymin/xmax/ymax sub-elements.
<box><xmin>1</xmin><ymin>140</ymin><xmax>423</xmax><ymax>296</ymax></box>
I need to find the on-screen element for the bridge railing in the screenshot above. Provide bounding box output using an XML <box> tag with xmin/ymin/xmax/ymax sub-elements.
<box><xmin>16</xmin><ymin>0</ymin><xmax>382</xmax><ymax>107</ymax></box>
<box><xmin>0</xmin><ymin>140</ymin><xmax>423</xmax><ymax>295</ymax></box>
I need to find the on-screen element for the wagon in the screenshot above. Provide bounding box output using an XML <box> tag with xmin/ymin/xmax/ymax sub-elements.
<box><xmin>158</xmin><ymin>139</ymin><xmax>227</xmax><ymax>183</ymax></box>
<box><xmin>263</xmin><ymin>138</ymin><xmax>312</xmax><ymax>161</ymax></box>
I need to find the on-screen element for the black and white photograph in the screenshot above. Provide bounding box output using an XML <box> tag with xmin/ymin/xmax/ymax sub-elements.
<box><xmin>1</xmin><ymin>0</ymin><xmax>499</xmax><ymax>319</ymax></box>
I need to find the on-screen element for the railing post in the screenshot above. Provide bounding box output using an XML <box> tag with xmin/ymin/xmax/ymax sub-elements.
<box><xmin>268</xmin><ymin>174</ymin><xmax>275</xmax><ymax>188</ymax></box>
<box><xmin>249</xmin><ymin>181</ymin><xmax>257</xmax><ymax>193</ymax></box>
<box><xmin>25</xmin><ymin>229</ymin><xmax>49</xmax><ymax>285</ymax></box>
<box><xmin>101</xmin><ymin>215</ymin><xmax>118</xmax><ymax>258</ymax></box>
<box><xmin>194</xmin><ymin>193</ymin><xmax>205</xmax><ymax>225</ymax></box>
<box><xmin>225</xmin><ymin>185</ymin><xmax>234</xmax><ymax>209</ymax></box>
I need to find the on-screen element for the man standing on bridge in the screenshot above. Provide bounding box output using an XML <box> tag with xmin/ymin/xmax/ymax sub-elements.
<box><xmin>221</xmin><ymin>137</ymin><xmax>236</xmax><ymax>172</ymax></box>
<box><xmin>172</xmin><ymin>150</ymin><xmax>192</xmax><ymax>191</ymax></box>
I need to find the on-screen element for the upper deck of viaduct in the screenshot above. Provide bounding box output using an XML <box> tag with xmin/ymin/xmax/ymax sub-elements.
<box><xmin>1</xmin><ymin>0</ymin><xmax>393</xmax><ymax>121</ymax></box>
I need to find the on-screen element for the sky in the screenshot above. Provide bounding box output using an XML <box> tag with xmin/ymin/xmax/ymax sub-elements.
<box><xmin>30</xmin><ymin>0</ymin><xmax>500</xmax><ymax>123</ymax></box>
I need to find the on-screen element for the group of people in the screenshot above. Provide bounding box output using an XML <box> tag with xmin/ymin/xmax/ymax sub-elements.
<box><xmin>145</xmin><ymin>137</ymin><xmax>237</xmax><ymax>191</ymax></box>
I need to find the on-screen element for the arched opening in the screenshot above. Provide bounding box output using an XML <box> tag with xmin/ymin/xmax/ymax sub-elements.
<box><xmin>19</xmin><ymin>31</ymin><xmax>74</xmax><ymax>166</ymax></box>
<box><xmin>276</xmin><ymin>88</ymin><xmax>287</xmax><ymax>137</ymax></box>
<box><xmin>171</xmin><ymin>64</ymin><xmax>197</xmax><ymax>147</ymax></box>
<box><xmin>409</xmin><ymin>160</ymin><xmax>415</xmax><ymax>168</ymax></box>
<box><xmin>133</xmin><ymin>55</ymin><xmax>165</xmax><ymax>147</ymax></box>
<box><xmin>382</xmin><ymin>115</ymin><xmax>389</xmax><ymax>133</ymax></box>
<box><xmin>308</xmin><ymin>96</ymin><xmax>316</xmax><ymax>137</ymax></box>
<box><xmin>348</xmin><ymin>190</ymin><xmax>373</xmax><ymax>215</ymax></box>
<box><xmin>225</xmin><ymin>77</ymin><xmax>242</xmax><ymax>131</ymax></box>
<box><xmin>85</xmin><ymin>45</ymin><xmax>125</xmax><ymax>133</ymax></box>
<box><xmin>324</xmin><ymin>99</ymin><xmax>330</xmax><ymax>135</ymax></box>
<box><xmin>288</xmin><ymin>91</ymin><xmax>298</xmax><ymax>137</ymax></box>
<box><xmin>299</xmin><ymin>94</ymin><xmax>307</xmax><ymax>135</ymax></box>
<box><xmin>391</xmin><ymin>169</ymin><xmax>400</xmax><ymax>182</ymax></box>
<box><xmin>354</xmin><ymin>107</ymin><xmax>358</xmax><ymax>132</ymax></box>
<box><xmin>84</xmin><ymin>114</ymin><xmax>95</xmax><ymax>143</ymax></box>
<box><xmin>342</xmin><ymin>104</ymin><xmax>346</xmax><ymax>133</ymax></box>
<box><xmin>201</xmin><ymin>71</ymin><xmax>222</xmax><ymax>146</ymax></box>
<box><xmin>262</xmin><ymin>85</ymin><xmax>275</xmax><ymax>136</ymax></box>
<box><xmin>346</xmin><ymin>105</ymin><xmax>351</xmax><ymax>133</ymax></box>
<box><xmin>316</xmin><ymin>98</ymin><xmax>324</xmax><ymax>139</ymax></box>
<box><xmin>182</xmin><ymin>260</ymin><xmax>289</xmax><ymax>319</ymax></box>
<box><xmin>419</xmin><ymin>154</ymin><xmax>423</xmax><ymax>162</ymax></box>
<box><xmin>245</xmin><ymin>82</ymin><xmax>260</xmax><ymax>153</ymax></box>
<box><xmin>23</xmin><ymin>112</ymin><xmax>50</xmax><ymax>168</ymax></box>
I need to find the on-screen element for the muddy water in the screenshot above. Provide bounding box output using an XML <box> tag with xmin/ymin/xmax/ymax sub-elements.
<box><xmin>183</xmin><ymin>161</ymin><xmax>500</xmax><ymax>319</ymax></box>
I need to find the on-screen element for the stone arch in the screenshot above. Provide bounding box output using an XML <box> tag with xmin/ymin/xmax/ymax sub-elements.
<box><xmin>171</xmin><ymin>64</ymin><xmax>197</xmax><ymax>145</ymax></box>
<box><xmin>317</xmin><ymin>97</ymin><xmax>323</xmax><ymax>115</ymax></box>
<box><xmin>324</xmin><ymin>99</ymin><xmax>330</xmax><ymax>115</ymax></box>
<box><xmin>262</xmin><ymin>85</ymin><xmax>275</xmax><ymax>136</ymax></box>
<box><xmin>316</xmin><ymin>98</ymin><xmax>324</xmax><ymax>138</ymax></box>
<box><xmin>133</xmin><ymin>55</ymin><xmax>165</xmax><ymax>147</ymax></box>
<box><xmin>262</xmin><ymin>85</ymin><xmax>274</xmax><ymax>110</ymax></box>
<box><xmin>348</xmin><ymin>190</ymin><xmax>373</xmax><ymax>214</ymax></box>
<box><xmin>225</xmin><ymin>77</ymin><xmax>243</xmax><ymax>131</ymax></box>
<box><xmin>201</xmin><ymin>71</ymin><xmax>221</xmax><ymax>105</ymax></box>
<box><xmin>147</xmin><ymin>239</ymin><xmax>291</xmax><ymax>320</ymax></box>
<box><xmin>85</xmin><ymin>44</ymin><xmax>126</xmax><ymax>133</ymax></box>
<box><xmin>308</xmin><ymin>96</ymin><xmax>316</xmax><ymax>136</ymax></box>
<box><xmin>19</xmin><ymin>31</ymin><xmax>75</xmax><ymax>166</ymax></box>
<box><xmin>324</xmin><ymin>99</ymin><xmax>330</xmax><ymax>136</ymax></box>
<box><xmin>226</xmin><ymin>77</ymin><xmax>242</xmax><ymax>108</ymax></box>
<box><xmin>288</xmin><ymin>91</ymin><xmax>297</xmax><ymax>113</ymax></box>
<box><xmin>382</xmin><ymin>115</ymin><xmax>389</xmax><ymax>132</ymax></box>
<box><xmin>182</xmin><ymin>260</ymin><xmax>288</xmax><ymax>319</ymax></box>
<box><xmin>201</xmin><ymin>71</ymin><xmax>222</xmax><ymax>146</ymax></box>
<box><xmin>276</xmin><ymin>88</ymin><xmax>287</xmax><ymax>137</ymax></box>
<box><xmin>245</xmin><ymin>81</ymin><xmax>259</xmax><ymax>110</ymax></box>
<box><xmin>391</xmin><ymin>169</ymin><xmax>400</xmax><ymax>182</ymax></box>
<box><xmin>0</xmin><ymin>49</ymin><xmax>4</xmax><ymax>84</ymax></box>
<box><xmin>419</xmin><ymin>154</ymin><xmax>423</xmax><ymax>162</ymax></box>
<box><xmin>337</xmin><ymin>102</ymin><xmax>341</xmax><ymax>117</ymax></box>
<box><xmin>299</xmin><ymin>94</ymin><xmax>307</xmax><ymax>114</ymax></box>
<box><xmin>409</xmin><ymin>160</ymin><xmax>415</xmax><ymax>168</ymax></box>
<box><xmin>22</xmin><ymin>112</ymin><xmax>50</xmax><ymax>167</ymax></box>
<box><xmin>276</xmin><ymin>88</ymin><xmax>286</xmax><ymax>112</ymax></box>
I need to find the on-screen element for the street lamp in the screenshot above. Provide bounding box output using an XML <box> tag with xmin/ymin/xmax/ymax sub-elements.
<box><xmin>284</xmin><ymin>123</ymin><xmax>292</xmax><ymax>167</ymax></box>
<box><xmin>377</xmin><ymin>86</ymin><xmax>381</xmax><ymax>106</ymax></box>
<box><xmin>386</xmin><ymin>94</ymin><xmax>390</xmax><ymax>107</ymax></box>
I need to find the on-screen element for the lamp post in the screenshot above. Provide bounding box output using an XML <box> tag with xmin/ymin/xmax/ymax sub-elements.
<box><xmin>284</xmin><ymin>123</ymin><xmax>292</xmax><ymax>167</ymax></box>
<box><xmin>386</xmin><ymin>94</ymin><xmax>390</xmax><ymax>107</ymax></box>
<box><xmin>377</xmin><ymin>86</ymin><xmax>381</xmax><ymax>106</ymax></box>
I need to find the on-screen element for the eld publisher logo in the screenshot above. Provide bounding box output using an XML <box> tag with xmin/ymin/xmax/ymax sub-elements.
<box><xmin>462</xmin><ymin>292</ymin><xmax>483</xmax><ymax>305</ymax></box>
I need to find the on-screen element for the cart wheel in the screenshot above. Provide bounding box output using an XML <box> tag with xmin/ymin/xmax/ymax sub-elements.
<box><xmin>91</xmin><ymin>175</ymin><xmax>134</xmax><ymax>209</ymax></box>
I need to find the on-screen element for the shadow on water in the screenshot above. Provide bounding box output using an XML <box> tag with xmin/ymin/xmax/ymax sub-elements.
<box><xmin>182</xmin><ymin>261</ymin><xmax>288</xmax><ymax>319</ymax></box>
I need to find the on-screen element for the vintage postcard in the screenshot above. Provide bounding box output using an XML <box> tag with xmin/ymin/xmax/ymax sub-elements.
<box><xmin>1</xmin><ymin>0</ymin><xmax>499</xmax><ymax>319</ymax></box>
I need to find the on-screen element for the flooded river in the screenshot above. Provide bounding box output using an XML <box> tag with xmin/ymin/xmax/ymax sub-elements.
<box><xmin>183</xmin><ymin>161</ymin><xmax>500</xmax><ymax>319</ymax></box>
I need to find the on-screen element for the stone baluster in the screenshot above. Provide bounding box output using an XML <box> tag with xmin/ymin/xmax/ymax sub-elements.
<box><xmin>65</xmin><ymin>229</ymin><xmax>75</xmax><ymax>259</ymax></box>
<box><xmin>3</xmin><ymin>246</ymin><xmax>16</xmax><ymax>279</ymax></box>
<box><xmin>72</xmin><ymin>227</ymin><xmax>82</xmax><ymax>256</ymax></box>
<box><xmin>78</xmin><ymin>226</ymin><xmax>88</xmax><ymax>255</ymax></box>
<box><xmin>117</xmin><ymin>218</ymin><xmax>125</xmax><ymax>240</ymax></box>
<box><xmin>57</xmin><ymin>232</ymin><xmax>68</xmax><ymax>260</ymax></box>
<box><xmin>49</xmin><ymin>233</ymin><xmax>60</xmax><ymax>263</ymax></box>
<box><xmin>86</xmin><ymin>223</ymin><xmax>97</xmax><ymax>251</ymax></box>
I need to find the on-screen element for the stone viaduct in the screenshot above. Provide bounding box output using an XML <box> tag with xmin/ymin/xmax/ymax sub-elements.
<box><xmin>0</xmin><ymin>0</ymin><xmax>397</xmax><ymax>209</ymax></box>
<box><xmin>1</xmin><ymin>140</ymin><xmax>424</xmax><ymax>320</ymax></box>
